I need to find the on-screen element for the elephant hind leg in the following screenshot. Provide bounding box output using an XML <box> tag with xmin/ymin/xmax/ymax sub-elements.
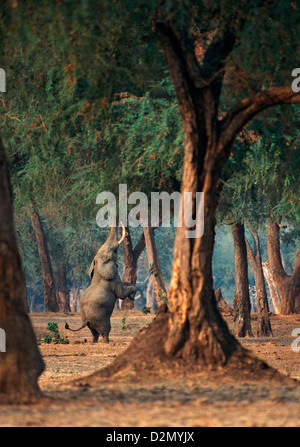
<box><xmin>92</xmin><ymin>319</ymin><xmax>111</xmax><ymax>344</ymax></box>
<box><xmin>102</xmin><ymin>332</ymin><xmax>109</xmax><ymax>343</ymax></box>
<box><xmin>87</xmin><ymin>322</ymin><xmax>99</xmax><ymax>343</ymax></box>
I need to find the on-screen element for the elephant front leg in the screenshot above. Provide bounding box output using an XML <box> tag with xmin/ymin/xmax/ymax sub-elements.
<box><xmin>121</xmin><ymin>282</ymin><xmax>137</xmax><ymax>300</ymax></box>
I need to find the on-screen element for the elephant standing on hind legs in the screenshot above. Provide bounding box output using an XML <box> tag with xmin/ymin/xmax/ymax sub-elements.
<box><xmin>65</xmin><ymin>224</ymin><xmax>136</xmax><ymax>343</ymax></box>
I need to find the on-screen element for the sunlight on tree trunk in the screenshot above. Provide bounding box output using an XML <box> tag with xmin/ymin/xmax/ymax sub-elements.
<box><xmin>267</xmin><ymin>218</ymin><xmax>300</xmax><ymax>314</ymax></box>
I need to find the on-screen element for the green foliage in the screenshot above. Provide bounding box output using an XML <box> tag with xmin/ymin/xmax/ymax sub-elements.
<box><xmin>0</xmin><ymin>0</ymin><xmax>299</xmax><ymax>308</ymax></box>
<box><xmin>44</xmin><ymin>322</ymin><xmax>69</xmax><ymax>344</ymax></box>
<box><xmin>142</xmin><ymin>306</ymin><xmax>151</xmax><ymax>315</ymax></box>
<box><xmin>121</xmin><ymin>316</ymin><xmax>127</xmax><ymax>331</ymax></box>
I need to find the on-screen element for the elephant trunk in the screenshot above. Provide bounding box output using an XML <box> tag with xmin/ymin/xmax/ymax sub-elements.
<box><xmin>101</xmin><ymin>222</ymin><xmax>126</xmax><ymax>251</ymax></box>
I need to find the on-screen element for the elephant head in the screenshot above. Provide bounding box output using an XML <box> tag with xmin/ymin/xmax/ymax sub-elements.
<box><xmin>89</xmin><ymin>223</ymin><xmax>126</xmax><ymax>281</ymax></box>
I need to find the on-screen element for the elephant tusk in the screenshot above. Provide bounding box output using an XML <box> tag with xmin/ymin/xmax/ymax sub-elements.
<box><xmin>118</xmin><ymin>221</ymin><xmax>126</xmax><ymax>245</ymax></box>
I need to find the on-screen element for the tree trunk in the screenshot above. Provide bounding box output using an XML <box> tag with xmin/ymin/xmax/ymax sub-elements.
<box><xmin>69</xmin><ymin>286</ymin><xmax>81</xmax><ymax>312</ymax></box>
<box><xmin>146</xmin><ymin>278</ymin><xmax>157</xmax><ymax>310</ymax></box>
<box><xmin>31</xmin><ymin>211</ymin><xmax>58</xmax><ymax>312</ymax></box>
<box><xmin>143</xmin><ymin>224</ymin><xmax>167</xmax><ymax>306</ymax></box>
<box><xmin>56</xmin><ymin>267</ymin><xmax>70</xmax><ymax>313</ymax></box>
<box><xmin>0</xmin><ymin>137</ymin><xmax>44</xmax><ymax>402</ymax></box>
<box><xmin>262</xmin><ymin>261</ymin><xmax>281</xmax><ymax>314</ymax></box>
<box><xmin>267</xmin><ymin>217</ymin><xmax>300</xmax><ymax>314</ymax></box>
<box><xmin>231</xmin><ymin>223</ymin><xmax>253</xmax><ymax>337</ymax></box>
<box><xmin>245</xmin><ymin>229</ymin><xmax>273</xmax><ymax>336</ymax></box>
<box><xmin>121</xmin><ymin>228</ymin><xmax>146</xmax><ymax>310</ymax></box>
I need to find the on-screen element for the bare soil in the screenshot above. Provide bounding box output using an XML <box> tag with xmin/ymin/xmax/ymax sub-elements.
<box><xmin>1</xmin><ymin>310</ymin><xmax>300</xmax><ymax>427</ymax></box>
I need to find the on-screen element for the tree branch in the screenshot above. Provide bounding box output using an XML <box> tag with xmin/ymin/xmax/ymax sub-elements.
<box><xmin>218</xmin><ymin>87</ymin><xmax>300</xmax><ymax>153</ymax></box>
<box><xmin>154</xmin><ymin>20</ymin><xmax>208</xmax><ymax>136</ymax></box>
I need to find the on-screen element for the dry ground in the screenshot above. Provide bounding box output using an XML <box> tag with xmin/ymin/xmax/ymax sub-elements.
<box><xmin>1</xmin><ymin>309</ymin><xmax>300</xmax><ymax>427</ymax></box>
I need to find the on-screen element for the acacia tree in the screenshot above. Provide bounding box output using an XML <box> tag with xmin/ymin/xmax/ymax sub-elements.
<box><xmin>267</xmin><ymin>217</ymin><xmax>300</xmax><ymax>314</ymax></box>
<box><xmin>31</xmin><ymin>211</ymin><xmax>58</xmax><ymax>312</ymax></box>
<box><xmin>245</xmin><ymin>228</ymin><xmax>273</xmax><ymax>336</ymax></box>
<box><xmin>146</xmin><ymin>1</ymin><xmax>300</xmax><ymax>366</ymax></box>
<box><xmin>231</xmin><ymin>223</ymin><xmax>253</xmax><ymax>337</ymax></box>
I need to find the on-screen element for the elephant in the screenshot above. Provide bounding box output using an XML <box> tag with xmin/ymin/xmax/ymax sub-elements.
<box><xmin>65</xmin><ymin>223</ymin><xmax>136</xmax><ymax>343</ymax></box>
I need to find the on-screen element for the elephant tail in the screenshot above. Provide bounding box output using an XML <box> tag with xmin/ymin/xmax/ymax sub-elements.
<box><xmin>65</xmin><ymin>321</ymin><xmax>86</xmax><ymax>332</ymax></box>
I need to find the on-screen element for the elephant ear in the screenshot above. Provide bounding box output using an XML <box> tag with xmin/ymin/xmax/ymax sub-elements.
<box><xmin>98</xmin><ymin>258</ymin><xmax>118</xmax><ymax>280</ymax></box>
<box><xmin>88</xmin><ymin>258</ymin><xmax>95</xmax><ymax>279</ymax></box>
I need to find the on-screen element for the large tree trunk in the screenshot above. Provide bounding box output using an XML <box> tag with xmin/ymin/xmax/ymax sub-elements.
<box><xmin>56</xmin><ymin>267</ymin><xmax>70</xmax><ymax>313</ymax></box>
<box><xmin>143</xmin><ymin>225</ymin><xmax>167</xmax><ymax>306</ymax></box>
<box><xmin>31</xmin><ymin>211</ymin><xmax>58</xmax><ymax>312</ymax></box>
<box><xmin>0</xmin><ymin>137</ymin><xmax>44</xmax><ymax>402</ymax></box>
<box><xmin>245</xmin><ymin>229</ymin><xmax>273</xmax><ymax>336</ymax></box>
<box><xmin>267</xmin><ymin>217</ymin><xmax>300</xmax><ymax>314</ymax></box>
<box><xmin>231</xmin><ymin>224</ymin><xmax>253</xmax><ymax>337</ymax></box>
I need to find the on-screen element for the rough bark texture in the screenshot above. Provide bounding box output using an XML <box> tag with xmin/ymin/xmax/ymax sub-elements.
<box><xmin>215</xmin><ymin>288</ymin><xmax>233</xmax><ymax>317</ymax></box>
<box><xmin>231</xmin><ymin>224</ymin><xmax>253</xmax><ymax>338</ymax></box>
<box><xmin>267</xmin><ymin>217</ymin><xmax>300</xmax><ymax>314</ymax></box>
<box><xmin>0</xmin><ymin>137</ymin><xmax>45</xmax><ymax>402</ymax></box>
<box><xmin>31</xmin><ymin>211</ymin><xmax>58</xmax><ymax>312</ymax></box>
<box><xmin>245</xmin><ymin>229</ymin><xmax>273</xmax><ymax>336</ymax></box>
<box><xmin>56</xmin><ymin>267</ymin><xmax>70</xmax><ymax>313</ymax></box>
<box><xmin>143</xmin><ymin>225</ymin><xmax>167</xmax><ymax>306</ymax></box>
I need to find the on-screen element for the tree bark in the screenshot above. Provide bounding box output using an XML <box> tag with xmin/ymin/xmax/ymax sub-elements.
<box><xmin>245</xmin><ymin>229</ymin><xmax>273</xmax><ymax>336</ymax></box>
<box><xmin>0</xmin><ymin>137</ymin><xmax>44</xmax><ymax>402</ymax></box>
<box><xmin>146</xmin><ymin>278</ymin><xmax>157</xmax><ymax>310</ymax></box>
<box><xmin>267</xmin><ymin>217</ymin><xmax>300</xmax><ymax>314</ymax></box>
<box><xmin>56</xmin><ymin>267</ymin><xmax>70</xmax><ymax>313</ymax></box>
<box><xmin>231</xmin><ymin>223</ymin><xmax>253</xmax><ymax>337</ymax></box>
<box><xmin>31</xmin><ymin>211</ymin><xmax>58</xmax><ymax>312</ymax></box>
<box><xmin>69</xmin><ymin>286</ymin><xmax>81</xmax><ymax>312</ymax></box>
<box><xmin>121</xmin><ymin>227</ymin><xmax>145</xmax><ymax>309</ymax></box>
<box><xmin>143</xmin><ymin>224</ymin><xmax>167</xmax><ymax>306</ymax></box>
<box><xmin>262</xmin><ymin>261</ymin><xmax>281</xmax><ymax>314</ymax></box>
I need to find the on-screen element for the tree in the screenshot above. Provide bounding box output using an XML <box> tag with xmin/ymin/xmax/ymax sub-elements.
<box><xmin>31</xmin><ymin>211</ymin><xmax>58</xmax><ymax>312</ymax></box>
<box><xmin>143</xmin><ymin>224</ymin><xmax>168</xmax><ymax>306</ymax></box>
<box><xmin>267</xmin><ymin>217</ymin><xmax>300</xmax><ymax>314</ymax></box>
<box><xmin>121</xmin><ymin>227</ymin><xmax>146</xmax><ymax>309</ymax></box>
<box><xmin>245</xmin><ymin>228</ymin><xmax>273</xmax><ymax>336</ymax></box>
<box><xmin>0</xmin><ymin>137</ymin><xmax>44</xmax><ymax>402</ymax></box>
<box><xmin>152</xmin><ymin>2</ymin><xmax>300</xmax><ymax>365</ymax></box>
<box><xmin>231</xmin><ymin>223</ymin><xmax>253</xmax><ymax>337</ymax></box>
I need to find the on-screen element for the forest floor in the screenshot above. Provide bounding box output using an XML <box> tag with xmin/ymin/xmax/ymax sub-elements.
<box><xmin>1</xmin><ymin>309</ymin><xmax>300</xmax><ymax>427</ymax></box>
